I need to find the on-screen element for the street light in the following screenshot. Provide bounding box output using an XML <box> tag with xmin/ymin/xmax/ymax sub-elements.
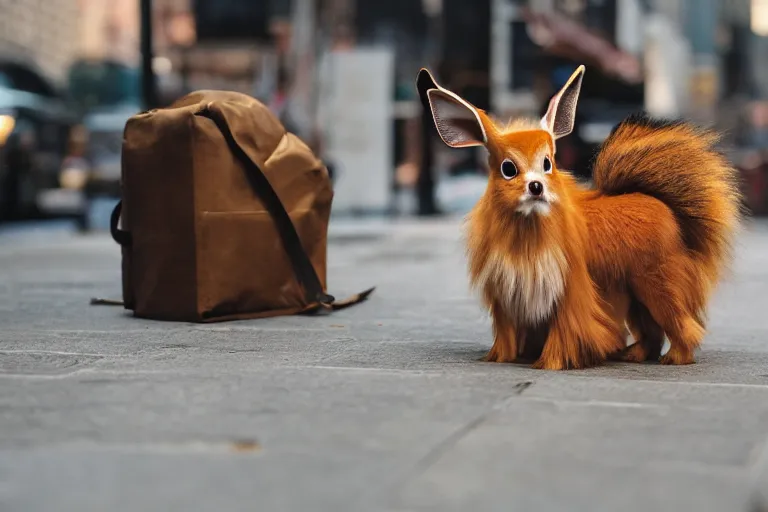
<box><xmin>417</xmin><ymin>0</ymin><xmax>444</xmax><ymax>216</ymax></box>
<box><xmin>140</xmin><ymin>0</ymin><xmax>158</xmax><ymax>110</ymax></box>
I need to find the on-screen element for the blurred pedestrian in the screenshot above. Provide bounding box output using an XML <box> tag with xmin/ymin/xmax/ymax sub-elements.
<box><xmin>267</xmin><ymin>65</ymin><xmax>300</xmax><ymax>136</ymax></box>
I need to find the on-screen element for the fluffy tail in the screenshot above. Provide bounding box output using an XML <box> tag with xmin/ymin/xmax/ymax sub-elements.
<box><xmin>592</xmin><ymin>113</ymin><xmax>743</xmax><ymax>282</ymax></box>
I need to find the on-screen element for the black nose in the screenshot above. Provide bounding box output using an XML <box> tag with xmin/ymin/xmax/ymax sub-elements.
<box><xmin>529</xmin><ymin>181</ymin><xmax>543</xmax><ymax>196</ymax></box>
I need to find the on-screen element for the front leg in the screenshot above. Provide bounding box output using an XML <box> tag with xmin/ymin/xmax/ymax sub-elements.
<box><xmin>484</xmin><ymin>302</ymin><xmax>518</xmax><ymax>363</ymax></box>
<box><xmin>532</xmin><ymin>322</ymin><xmax>569</xmax><ymax>370</ymax></box>
<box><xmin>533</xmin><ymin>275</ymin><xmax>623</xmax><ymax>370</ymax></box>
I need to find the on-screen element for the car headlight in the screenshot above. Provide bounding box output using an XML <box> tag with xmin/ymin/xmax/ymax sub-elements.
<box><xmin>0</xmin><ymin>114</ymin><xmax>15</xmax><ymax>146</ymax></box>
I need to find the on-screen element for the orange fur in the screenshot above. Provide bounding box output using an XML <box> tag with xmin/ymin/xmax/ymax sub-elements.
<box><xmin>417</xmin><ymin>66</ymin><xmax>743</xmax><ymax>370</ymax></box>
<box><xmin>586</xmin><ymin>116</ymin><xmax>743</xmax><ymax>365</ymax></box>
<box><xmin>466</xmin><ymin>130</ymin><xmax>624</xmax><ymax>370</ymax></box>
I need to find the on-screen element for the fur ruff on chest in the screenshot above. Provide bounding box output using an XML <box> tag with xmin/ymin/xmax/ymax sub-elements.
<box><xmin>474</xmin><ymin>249</ymin><xmax>568</xmax><ymax>326</ymax></box>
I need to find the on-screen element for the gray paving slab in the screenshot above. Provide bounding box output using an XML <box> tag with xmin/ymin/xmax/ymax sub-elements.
<box><xmin>0</xmin><ymin>217</ymin><xmax>767</xmax><ymax>512</ymax></box>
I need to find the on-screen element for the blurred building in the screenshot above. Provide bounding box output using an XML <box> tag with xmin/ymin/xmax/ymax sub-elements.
<box><xmin>5</xmin><ymin>0</ymin><xmax>766</xmax><ymax>215</ymax></box>
<box><xmin>144</xmin><ymin>0</ymin><xmax>289</xmax><ymax>104</ymax></box>
<box><xmin>79</xmin><ymin>0</ymin><xmax>140</xmax><ymax>65</ymax></box>
<box><xmin>0</xmin><ymin>0</ymin><xmax>80</xmax><ymax>81</ymax></box>
<box><xmin>0</xmin><ymin>0</ymin><xmax>141</xmax><ymax>81</ymax></box>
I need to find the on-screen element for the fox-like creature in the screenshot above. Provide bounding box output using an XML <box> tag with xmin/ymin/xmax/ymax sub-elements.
<box><xmin>417</xmin><ymin>65</ymin><xmax>743</xmax><ymax>370</ymax></box>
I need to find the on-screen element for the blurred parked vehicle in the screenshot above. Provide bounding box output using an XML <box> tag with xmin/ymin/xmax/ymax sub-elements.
<box><xmin>0</xmin><ymin>55</ymin><xmax>81</xmax><ymax>221</ymax></box>
<box><xmin>63</xmin><ymin>59</ymin><xmax>141</xmax><ymax>230</ymax></box>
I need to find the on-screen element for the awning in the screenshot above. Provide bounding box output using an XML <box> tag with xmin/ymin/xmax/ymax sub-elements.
<box><xmin>521</xmin><ymin>7</ymin><xmax>643</xmax><ymax>85</ymax></box>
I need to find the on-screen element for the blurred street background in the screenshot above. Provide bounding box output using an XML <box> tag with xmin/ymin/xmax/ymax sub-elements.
<box><xmin>3</xmin><ymin>2</ymin><xmax>768</xmax><ymax>511</ymax></box>
<box><xmin>1</xmin><ymin>0</ymin><xmax>768</xmax><ymax>229</ymax></box>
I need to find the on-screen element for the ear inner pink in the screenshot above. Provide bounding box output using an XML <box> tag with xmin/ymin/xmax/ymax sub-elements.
<box><xmin>427</xmin><ymin>89</ymin><xmax>487</xmax><ymax>148</ymax></box>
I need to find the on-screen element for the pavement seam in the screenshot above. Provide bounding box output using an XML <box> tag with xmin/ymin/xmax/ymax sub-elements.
<box><xmin>511</xmin><ymin>395</ymin><xmax>670</xmax><ymax>410</ymax></box>
<box><xmin>249</xmin><ymin>364</ymin><xmax>768</xmax><ymax>390</ymax></box>
<box><xmin>0</xmin><ymin>349</ymin><xmax>114</xmax><ymax>357</ymax></box>
<box><xmin>572</xmin><ymin>377</ymin><xmax>768</xmax><ymax>390</ymax></box>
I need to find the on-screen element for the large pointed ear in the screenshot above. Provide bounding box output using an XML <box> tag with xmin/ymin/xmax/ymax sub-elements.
<box><xmin>540</xmin><ymin>65</ymin><xmax>585</xmax><ymax>140</ymax></box>
<box><xmin>416</xmin><ymin>68</ymin><xmax>439</xmax><ymax>111</ymax></box>
<box><xmin>416</xmin><ymin>68</ymin><xmax>487</xmax><ymax>149</ymax></box>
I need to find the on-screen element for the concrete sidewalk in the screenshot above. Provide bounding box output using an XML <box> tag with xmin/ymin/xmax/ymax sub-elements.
<box><xmin>1</xmin><ymin>217</ymin><xmax>768</xmax><ymax>512</ymax></box>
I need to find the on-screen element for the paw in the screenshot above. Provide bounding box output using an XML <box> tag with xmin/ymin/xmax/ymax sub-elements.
<box><xmin>532</xmin><ymin>357</ymin><xmax>565</xmax><ymax>371</ymax></box>
<box><xmin>659</xmin><ymin>348</ymin><xmax>695</xmax><ymax>365</ymax></box>
<box><xmin>619</xmin><ymin>343</ymin><xmax>650</xmax><ymax>363</ymax></box>
<box><xmin>484</xmin><ymin>333</ymin><xmax>517</xmax><ymax>363</ymax></box>
<box><xmin>483</xmin><ymin>350</ymin><xmax>516</xmax><ymax>363</ymax></box>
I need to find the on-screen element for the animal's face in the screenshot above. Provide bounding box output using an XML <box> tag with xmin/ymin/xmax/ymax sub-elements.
<box><xmin>487</xmin><ymin>129</ymin><xmax>561</xmax><ymax>217</ymax></box>
<box><xmin>416</xmin><ymin>64</ymin><xmax>585</xmax><ymax>219</ymax></box>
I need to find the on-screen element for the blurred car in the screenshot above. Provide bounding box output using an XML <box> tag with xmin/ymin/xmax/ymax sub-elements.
<box><xmin>0</xmin><ymin>55</ymin><xmax>81</xmax><ymax>221</ymax></box>
<box><xmin>62</xmin><ymin>59</ymin><xmax>141</xmax><ymax>230</ymax></box>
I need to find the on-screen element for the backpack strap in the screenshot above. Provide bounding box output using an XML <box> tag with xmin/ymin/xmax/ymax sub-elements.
<box><xmin>110</xmin><ymin>200</ymin><xmax>131</xmax><ymax>246</ymax></box>
<box><xmin>198</xmin><ymin>104</ymin><xmax>337</xmax><ymax>308</ymax></box>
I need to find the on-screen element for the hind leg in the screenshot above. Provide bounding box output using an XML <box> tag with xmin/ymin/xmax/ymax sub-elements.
<box><xmin>601</xmin><ymin>290</ymin><xmax>636</xmax><ymax>361</ymax></box>
<box><xmin>620</xmin><ymin>300</ymin><xmax>665</xmax><ymax>363</ymax></box>
<box><xmin>631</xmin><ymin>266</ymin><xmax>704</xmax><ymax>365</ymax></box>
<box><xmin>658</xmin><ymin>315</ymin><xmax>704</xmax><ymax>365</ymax></box>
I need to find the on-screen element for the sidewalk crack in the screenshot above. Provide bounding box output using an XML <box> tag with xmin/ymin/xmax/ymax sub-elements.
<box><xmin>414</xmin><ymin>412</ymin><xmax>490</xmax><ymax>475</ymax></box>
<box><xmin>411</xmin><ymin>381</ymin><xmax>534</xmax><ymax>474</ymax></box>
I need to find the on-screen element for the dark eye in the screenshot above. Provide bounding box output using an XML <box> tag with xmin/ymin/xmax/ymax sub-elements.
<box><xmin>543</xmin><ymin>156</ymin><xmax>553</xmax><ymax>173</ymax></box>
<box><xmin>500</xmin><ymin>159</ymin><xmax>518</xmax><ymax>180</ymax></box>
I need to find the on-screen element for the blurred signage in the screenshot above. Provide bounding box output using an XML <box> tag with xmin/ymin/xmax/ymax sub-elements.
<box><xmin>689</xmin><ymin>65</ymin><xmax>719</xmax><ymax>110</ymax></box>
<box><xmin>644</xmin><ymin>13</ymin><xmax>691</xmax><ymax>118</ymax></box>
<box><xmin>753</xmin><ymin>0</ymin><xmax>768</xmax><ymax>36</ymax></box>
<box><xmin>318</xmin><ymin>48</ymin><xmax>394</xmax><ymax>213</ymax></box>
<box><xmin>615</xmin><ymin>0</ymin><xmax>643</xmax><ymax>55</ymax></box>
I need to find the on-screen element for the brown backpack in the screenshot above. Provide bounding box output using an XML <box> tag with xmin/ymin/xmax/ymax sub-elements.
<box><xmin>98</xmin><ymin>90</ymin><xmax>373</xmax><ymax>322</ymax></box>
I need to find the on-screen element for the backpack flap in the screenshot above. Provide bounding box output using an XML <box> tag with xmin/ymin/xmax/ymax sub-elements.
<box><xmin>196</xmin><ymin>100</ymin><xmax>374</xmax><ymax>318</ymax></box>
